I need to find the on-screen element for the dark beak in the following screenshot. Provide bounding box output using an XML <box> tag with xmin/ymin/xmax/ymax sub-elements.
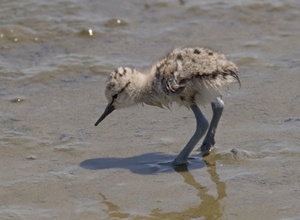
<box><xmin>94</xmin><ymin>104</ymin><xmax>115</xmax><ymax>126</ymax></box>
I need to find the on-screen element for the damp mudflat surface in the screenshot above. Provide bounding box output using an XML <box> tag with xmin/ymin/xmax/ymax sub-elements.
<box><xmin>0</xmin><ymin>0</ymin><xmax>300</xmax><ymax>219</ymax></box>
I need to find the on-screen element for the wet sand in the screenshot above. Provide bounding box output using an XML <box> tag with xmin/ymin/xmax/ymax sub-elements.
<box><xmin>0</xmin><ymin>0</ymin><xmax>300</xmax><ymax>219</ymax></box>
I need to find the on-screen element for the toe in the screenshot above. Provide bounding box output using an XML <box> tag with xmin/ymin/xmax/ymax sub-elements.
<box><xmin>200</xmin><ymin>143</ymin><xmax>212</xmax><ymax>157</ymax></box>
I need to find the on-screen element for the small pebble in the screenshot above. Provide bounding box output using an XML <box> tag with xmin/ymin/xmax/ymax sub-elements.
<box><xmin>26</xmin><ymin>155</ymin><xmax>37</xmax><ymax>160</ymax></box>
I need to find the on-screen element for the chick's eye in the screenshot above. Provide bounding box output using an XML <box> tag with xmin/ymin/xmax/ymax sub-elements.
<box><xmin>112</xmin><ymin>94</ymin><xmax>118</xmax><ymax>99</ymax></box>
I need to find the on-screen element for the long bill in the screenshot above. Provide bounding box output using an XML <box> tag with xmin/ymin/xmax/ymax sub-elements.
<box><xmin>94</xmin><ymin>104</ymin><xmax>115</xmax><ymax>126</ymax></box>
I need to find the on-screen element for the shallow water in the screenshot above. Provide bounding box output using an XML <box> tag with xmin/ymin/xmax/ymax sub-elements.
<box><xmin>1</xmin><ymin>0</ymin><xmax>300</xmax><ymax>219</ymax></box>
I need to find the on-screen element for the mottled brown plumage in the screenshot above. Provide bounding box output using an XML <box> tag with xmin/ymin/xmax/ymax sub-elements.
<box><xmin>95</xmin><ymin>47</ymin><xmax>240</xmax><ymax>165</ymax></box>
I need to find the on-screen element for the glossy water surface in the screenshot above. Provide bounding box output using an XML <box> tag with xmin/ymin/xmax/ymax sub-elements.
<box><xmin>0</xmin><ymin>0</ymin><xmax>300</xmax><ymax>219</ymax></box>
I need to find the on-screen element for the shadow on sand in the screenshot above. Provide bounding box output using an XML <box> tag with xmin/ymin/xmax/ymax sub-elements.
<box><xmin>80</xmin><ymin>152</ymin><xmax>206</xmax><ymax>175</ymax></box>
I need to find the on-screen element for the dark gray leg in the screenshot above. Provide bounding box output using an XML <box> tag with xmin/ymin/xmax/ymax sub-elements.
<box><xmin>173</xmin><ymin>104</ymin><xmax>209</xmax><ymax>165</ymax></box>
<box><xmin>200</xmin><ymin>97</ymin><xmax>224</xmax><ymax>156</ymax></box>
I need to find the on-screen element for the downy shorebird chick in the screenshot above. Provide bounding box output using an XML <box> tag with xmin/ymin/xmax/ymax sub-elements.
<box><xmin>95</xmin><ymin>47</ymin><xmax>240</xmax><ymax>165</ymax></box>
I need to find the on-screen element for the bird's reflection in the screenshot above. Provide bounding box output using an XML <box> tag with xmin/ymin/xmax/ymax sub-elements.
<box><xmin>145</xmin><ymin>157</ymin><xmax>226</xmax><ymax>219</ymax></box>
<box><xmin>81</xmin><ymin>151</ymin><xmax>226</xmax><ymax>219</ymax></box>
